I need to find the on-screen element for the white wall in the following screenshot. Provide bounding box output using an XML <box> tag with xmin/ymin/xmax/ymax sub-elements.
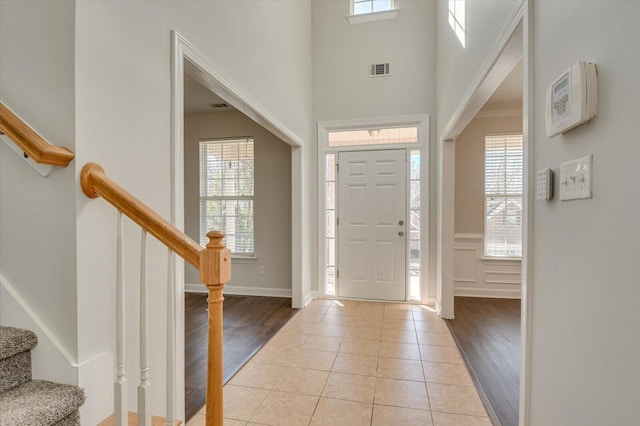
<box><xmin>312</xmin><ymin>0</ymin><xmax>437</xmax><ymax>299</ymax></box>
<box><xmin>74</xmin><ymin>0</ymin><xmax>312</xmax><ymax>418</ymax></box>
<box><xmin>529</xmin><ymin>1</ymin><xmax>640</xmax><ymax>424</ymax></box>
<box><xmin>0</xmin><ymin>0</ymin><xmax>78</xmax><ymax>360</ymax></box>
<box><xmin>183</xmin><ymin>111</ymin><xmax>292</xmax><ymax>295</ymax></box>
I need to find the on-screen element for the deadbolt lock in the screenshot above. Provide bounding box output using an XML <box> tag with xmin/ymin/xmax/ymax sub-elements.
<box><xmin>399</xmin><ymin>231</ymin><xmax>405</xmax><ymax>236</ymax></box>
<box><xmin>399</xmin><ymin>220</ymin><xmax>404</xmax><ymax>225</ymax></box>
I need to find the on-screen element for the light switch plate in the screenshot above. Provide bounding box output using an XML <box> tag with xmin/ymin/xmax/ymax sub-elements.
<box><xmin>559</xmin><ymin>155</ymin><xmax>592</xmax><ymax>201</ymax></box>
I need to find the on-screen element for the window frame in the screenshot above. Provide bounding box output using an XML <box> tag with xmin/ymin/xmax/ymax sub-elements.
<box><xmin>348</xmin><ymin>0</ymin><xmax>397</xmax><ymax>24</ymax></box>
<box><xmin>484</xmin><ymin>132</ymin><xmax>523</xmax><ymax>259</ymax></box>
<box><xmin>199</xmin><ymin>137</ymin><xmax>255</xmax><ymax>257</ymax></box>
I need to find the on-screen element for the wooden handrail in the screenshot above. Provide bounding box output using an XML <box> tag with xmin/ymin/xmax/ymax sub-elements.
<box><xmin>80</xmin><ymin>162</ymin><xmax>202</xmax><ymax>269</ymax></box>
<box><xmin>0</xmin><ymin>102</ymin><xmax>74</xmax><ymax>167</ymax></box>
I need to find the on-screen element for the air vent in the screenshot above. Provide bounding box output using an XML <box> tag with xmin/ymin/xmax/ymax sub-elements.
<box><xmin>369</xmin><ymin>63</ymin><xmax>390</xmax><ymax>77</ymax></box>
<box><xmin>209</xmin><ymin>102</ymin><xmax>230</xmax><ymax>109</ymax></box>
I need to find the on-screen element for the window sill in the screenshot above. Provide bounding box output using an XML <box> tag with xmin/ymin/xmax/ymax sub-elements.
<box><xmin>231</xmin><ymin>255</ymin><xmax>257</xmax><ymax>264</ymax></box>
<box><xmin>346</xmin><ymin>9</ymin><xmax>398</xmax><ymax>25</ymax></box>
<box><xmin>481</xmin><ymin>256</ymin><xmax>521</xmax><ymax>263</ymax></box>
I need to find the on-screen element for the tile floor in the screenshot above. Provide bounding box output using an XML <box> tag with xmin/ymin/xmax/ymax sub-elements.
<box><xmin>187</xmin><ymin>300</ymin><xmax>491</xmax><ymax>426</ymax></box>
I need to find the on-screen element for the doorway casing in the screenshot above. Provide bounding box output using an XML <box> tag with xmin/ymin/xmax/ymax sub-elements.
<box><xmin>170</xmin><ymin>30</ymin><xmax>305</xmax><ymax>419</ymax></box>
<box><xmin>317</xmin><ymin>115</ymin><xmax>429</xmax><ymax>304</ymax></box>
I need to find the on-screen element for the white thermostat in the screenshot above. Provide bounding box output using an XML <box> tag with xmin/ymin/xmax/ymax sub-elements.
<box><xmin>545</xmin><ymin>61</ymin><xmax>598</xmax><ymax>138</ymax></box>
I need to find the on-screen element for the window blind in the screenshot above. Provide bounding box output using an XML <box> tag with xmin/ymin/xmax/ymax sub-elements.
<box><xmin>485</xmin><ymin>134</ymin><xmax>523</xmax><ymax>257</ymax></box>
<box><xmin>199</xmin><ymin>138</ymin><xmax>254</xmax><ymax>254</ymax></box>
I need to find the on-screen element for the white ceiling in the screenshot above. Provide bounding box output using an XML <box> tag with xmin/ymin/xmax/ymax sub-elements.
<box><xmin>184</xmin><ymin>74</ymin><xmax>234</xmax><ymax>114</ymax></box>
<box><xmin>484</xmin><ymin>60</ymin><xmax>523</xmax><ymax>107</ymax></box>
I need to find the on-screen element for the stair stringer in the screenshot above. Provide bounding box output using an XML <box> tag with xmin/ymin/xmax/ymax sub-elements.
<box><xmin>0</xmin><ymin>273</ymin><xmax>114</xmax><ymax>425</ymax></box>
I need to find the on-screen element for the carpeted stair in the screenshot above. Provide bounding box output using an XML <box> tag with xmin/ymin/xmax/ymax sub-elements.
<box><xmin>0</xmin><ymin>326</ymin><xmax>85</xmax><ymax>425</ymax></box>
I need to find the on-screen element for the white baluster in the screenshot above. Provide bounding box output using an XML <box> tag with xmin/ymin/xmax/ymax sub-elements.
<box><xmin>115</xmin><ymin>212</ymin><xmax>127</xmax><ymax>426</ymax></box>
<box><xmin>138</xmin><ymin>230</ymin><xmax>151</xmax><ymax>426</ymax></box>
<box><xmin>166</xmin><ymin>250</ymin><xmax>175</xmax><ymax>426</ymax></box>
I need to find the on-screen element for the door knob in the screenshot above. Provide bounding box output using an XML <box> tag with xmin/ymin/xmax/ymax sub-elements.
<box><xmin>398</xmin><ymin>231</ymin><xmax>405</xmax><ymax>236</ymax></box>
<box><xmin>399</xmin><ymin>220</ymin><xmax>404</xmax><ymax>225</ymax></box>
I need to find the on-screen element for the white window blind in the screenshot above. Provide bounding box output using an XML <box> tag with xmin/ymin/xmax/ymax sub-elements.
<box><xmin>353</xmin><ymin>0</ymin><xmax>393</xmax><ymax>15</ymax></box>
<box><xmin>485</xmin><ymin>134</ymin><xmax>523</xmax><ymax>257</ymax></box>
<box><xmin>199</xmin><ymin>138</ymin><xmax>254</xmax><ymax>254</ymax></box>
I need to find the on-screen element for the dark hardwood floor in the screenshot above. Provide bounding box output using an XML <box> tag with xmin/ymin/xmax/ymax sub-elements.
<box><xmin>445</xmin><ymin>297</ymin><xmax>521</xmax><ymax>426</ymax></box>
<box><xmin>185</xmin><ymin>293</ymin><xmax>298</xmax><ymax>421</ymax></box>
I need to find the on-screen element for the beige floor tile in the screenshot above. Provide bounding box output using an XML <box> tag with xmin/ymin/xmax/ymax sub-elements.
<box><xmin>188</xmin><ymin>415</ymin><xmax>247</xmax><ymax>426</ymax></box>
<box><xmin>325</xmin><ymin>306</ymin><xmax>355</xmax><ymax>316</ymax></box>
<box><xmin>379</xmin><ymin>341</ymin><xmax>421</xmax><ymax>360</ymax></box>
<box><xmin>310</xmin><ymin>299</ymin><xmax>339</xmax><ymax>307</ymax></box>
<box><xmin>303</xmin><ymin>305</ymin><xmax>329</xmax><ymax>315</ymax></box>
<box><xmin>321</xmin><ymin>314</ymin><xmax>352</xmax><ymax>326</ymax></box>
<box><xmin>419</xmin><ymin>345</ymin><xmax>463</xmax><ymax>364</ymax></box>
<box><xmin>374</xmin><ymin>378</ymin><xmax>430</xmax><ymax>410</ymax></box>
<box><xmin>332</xmin><ymin>353</ymin><xmax>378</xmax><ymax>376</ymax></box>
<box><xmin>415</xmin><ymin>320</ymin><xmax>448</xmax><ymax>333</ymax></box>
<box><xmin>265</xmin><ymin>332</ymin><xmax>308</xmax><ymax>349</ymax></box>
<box><xmin>339</xmin><ymin>337</ymin><xmax>380</xmax><ymax>356</ymax></box>
<box><xmin>229</xmin><ymin>363</ymin><xmax>286</xmax><ymax>389</ymax></box>
<box><xmin>303</xmin><ymin>335</ymin><xmax>343</xmax><ymax>352</ymax></box>
<box><xmin>416</xmin><ymin>331</ymin><xmax>455</xmax><ymax>347</ymax></box>
<box><xmin>224</xmin><ymin>420</ymin><xmax>248</xmax><ymax>426</ymax></box>
<box><xmin>290</xmin><ymin>350</ymin><xmax>337</xmax><ymax>371</ymax></box>
<box><xmin>381</xmin><ymin>329</ymin><xmax>418</xmax><ymax>344</ymax></box>
<box><xmin>384</xmin><ymin>303</ymin><xmax>412</xmax><ymax>311</ymax></box>
<box><xmin>295</xmin><ymin>312</ymin><xmax>324</xmax><ymax>324</ymax></box>
<box><xmin>412</xmin><ymin>309</ymin><xmax>440</xmax><ymax>322</ymax></box>
<box><xmin>274</xmin><ymin>367</ymin><xmax>329</xmax><ymax>395</ymax></box>
<box><xmin>382</xmin><ymin>310</ymin><xmax>414</xmax><ymax>320</ymax></box>
<box><xmin>349</xmin><ymin>315</ymin><xmax>383</xmax><ymax>328</ymax></box>
<box><xmin>310</xmin><ymin>397</ymin><xmax>373</xmax><ymax>426</ymax></box>
<box><xmin>423</xmin><ymin>361</ymin><xmax>473</xmax><ymax>386</ymax></box>
<box><xmin>372</xmin><ymin>405</ymin><xmax>433</xmax><ymax>426</ymax></box>
<box><xmin>322</xmin><ymin>372</ymin><xmax>376</xmax><ymax>403</ymax></box>
<box><xmin>427</xmin><ymin>383</ymin><xmax>487</xmax><ymax>417</ymax></box>
<box><xmin>250</xmin><ymin>391</ymin><xmax>319</xmax><ymax>426</ymax></box>
<box><xmin>251</xmin><ymin>346</ymin><xmax>301</xmax><ymax>367</ymax></box>
<box><xmin>223</xmin><ymin>385</ymin><xmax>269</xmax><ymax>421</ymax></box>
<box><xmin>382</xmin><ymin>318</ymin><xmax>416</xmax><ymax>331</ymax></box>
<box><xmin>431</xmin><ymin>412</ymin><xmax>491</xmax><ymax>426</ymax></box>
<box><xmin>377</xmin><ymin>357</ymin><xmax>425</xmax><ymax>381</ymax></box>
<box><xmin>332</xmin><ymin>299</ymin><xmax>360</xmax><ymax>308</ymax></box>
<box><xmin>346</xmin><ymin>326</ymin><xmax>382</xmax><ymax>341</ymax></box>
<box><xmin>310</xmin><ymin>323</ymin><xmax>348</xmax><ymax>338</ymax></box>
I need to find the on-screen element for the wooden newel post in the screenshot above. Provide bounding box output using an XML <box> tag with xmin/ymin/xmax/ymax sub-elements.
<box><xmin>200</xmin><ymin>230</ymin><xmax>231</xmax><ymax>426</ymax></box>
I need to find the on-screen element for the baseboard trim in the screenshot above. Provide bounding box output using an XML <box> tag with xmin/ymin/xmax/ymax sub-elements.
<box><xmin>303</xmin><ymin>291</ymin><xmax>318</xmax><ymax>307</ymax></box>
<box><xmin>454</xmin><ymin>287</ymin><xmax>521</xmax><ymax>299</ymax></box>
<box><xmin>185</xmin><ymin>283</ymin><xmax>292</xmax><ymax>298</ymax></box>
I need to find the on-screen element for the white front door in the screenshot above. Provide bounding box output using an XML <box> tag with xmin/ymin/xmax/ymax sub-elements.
<box><xmin>337</xmin><ymin>149</ymin><xmax>407</xmax><ymax>301</ymax></box>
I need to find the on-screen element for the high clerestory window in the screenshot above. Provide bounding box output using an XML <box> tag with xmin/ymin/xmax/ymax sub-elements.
<box><xmin>352</xmin><ymin>0</ymin><xmax>394</xmax><ymax>15</ymax></box>
<box><xmin>448</xmin><ymin>0</ymin><xmax>466</xmax><ymax>48</ymax></box>
<box><xmin>484</xmin><ymin>134</ymin><xmax>523</xmax><ymax>258</ymax></box>
<box><xmin>199</xmin><ymin>138</ymin><xmax>255</xmax><ymax>255</ymax></box>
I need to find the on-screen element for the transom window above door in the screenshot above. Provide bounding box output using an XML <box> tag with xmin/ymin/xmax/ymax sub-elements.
<box><xmin>328</xmin><ymin>126</ymin><xmax>418</xmax><ymax>148</ymax></box>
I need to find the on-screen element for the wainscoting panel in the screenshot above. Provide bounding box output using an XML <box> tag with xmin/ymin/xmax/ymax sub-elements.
<box><xmin>454</xmin><ymin>234</ymin><xmax>521</xmax><ymax>298</ymax></box>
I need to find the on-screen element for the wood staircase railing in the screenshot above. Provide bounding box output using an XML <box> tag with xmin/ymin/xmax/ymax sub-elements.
<box><xmin>81</xmin><ymin>163</ymin><xmax>230</xmax><ymax>426</ymax></box>
<box><xmin>0</xmin><ymin>102</ymin><xmax>74</xmax><ymax>166</ymax></box>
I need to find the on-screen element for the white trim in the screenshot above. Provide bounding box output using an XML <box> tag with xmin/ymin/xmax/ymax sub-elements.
<box><xmin>317</xmin><ymin>115</ymin><xmax>429</xmax><ymax>304</ymax></box>
<box><xmin>475</xmin><ymin>104</ymin><xmax>523</xmax><ymax>119</ymax></box>
<box><xmin>303</xmin><ymin>290</ymin><xmax>318</xmax><ymax>308</ymax></box>
<box><xmin>454</xmin><ymin>287</ymin><xmax>521</xmax><ymax>299</ymax></box>
<box><xmin>481</xmin><ymin>256</ymin><xmax>521</xmax><ymax>263</ymax></box>
<box><xmin>454</xmin><ymin>233</ymin><xmax>484</xmax><ymax>242</ymax></box>
<box><xmin>347</xmin><ymin>9</ymin><xmax>398</xmax><ymax>24</ymax></box>
<box><xmin>230</xmin><ymin>256</ymin><xmax>258</xmax><ymax>264</ymax></box>
<box><xmin>0</xmin><ymin>134</ymin><xmax>54</xmax><ymax>177</ymax></box>
<box><xmin>185</xmin><ymin>283</ymin><xmax>292</xmax><ymax>298</ymax></box>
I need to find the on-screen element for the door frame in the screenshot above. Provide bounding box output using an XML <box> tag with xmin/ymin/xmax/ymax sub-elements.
<box><xmin>170</xmin><ymin>30</ymin><xmax>305</xmax><ymax>419</ymax></box>
<box><xmin>317</xmin><ymin>115</ymin><xmax>429</xmax><ymax>303</ymax></box>
<box><xmin>436</xmin><ymin>0</ymin><xmax>532</xmax><ymax>423</ymax></box>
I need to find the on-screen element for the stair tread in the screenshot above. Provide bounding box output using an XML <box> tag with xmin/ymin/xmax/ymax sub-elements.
<box><xmin>0</xmin><ymin>380</ymin><xmax>85</xmax><ymax>425</ymax></box>
<box><xmin>0</xmin><ymin>326</ymin><xmax>37</xmax><ymax>359</ymax></box>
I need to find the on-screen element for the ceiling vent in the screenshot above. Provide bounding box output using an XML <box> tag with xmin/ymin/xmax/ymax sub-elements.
<box><xmin>209</xmin><ymin>102</ymin><xmax>231</xmax><ymax>110</ymax></box>
<box><xmin>370</xmin><ymin>63</ymin><xmax>390</xmax><ymax>77</ymax></box>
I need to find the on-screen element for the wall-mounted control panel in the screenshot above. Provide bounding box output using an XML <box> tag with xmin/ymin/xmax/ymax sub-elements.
<box><xmin>545</xmin><ymin>62</ymin><xmax>598</xmax><ymax>138</ymax></box>
<box><xmin>536</xmin><ymin>168</ymin><xmax>554</xmax><ymax>201</ymax></box>
<box><xmin>559</xmin><ymin>155</ymin><xmax>592</xmax><ymax>201</ymax></box>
